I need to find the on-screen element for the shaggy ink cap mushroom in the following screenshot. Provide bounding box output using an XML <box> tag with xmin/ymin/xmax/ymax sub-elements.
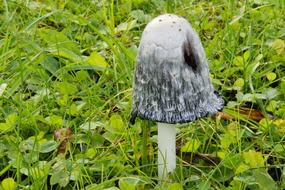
<box><xmin>131</xmin><ymin>14</ymin><xmax>224</xmax><ymax>124</ymax></box>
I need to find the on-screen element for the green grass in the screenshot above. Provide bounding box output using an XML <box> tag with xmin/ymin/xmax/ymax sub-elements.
<box><xmin>0</xmin><ymin>0</ymin><xmax>285</xmax><ymax>189</ymax></box>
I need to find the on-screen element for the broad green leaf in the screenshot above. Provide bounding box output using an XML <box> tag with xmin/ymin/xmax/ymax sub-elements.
<box><xmin>19</xmin><ymin>139</ymin><xmax>37</xmax><ymax>152</ymax></box>
<box><xmin>79</xmin><ymin>121</ymin><xmax>102</xmax><ymax>131</ymax></box>
<box><xmin>40</xmin><ymin>140</ymin><xmax>57</xmax><ymax>153</ymax></box>
<box><xmin>131</xmin><ymin>10</ymin><xmax>151</xmax><ymax>23</ymax></box>
<box><xmin>105</xmin><ymin>114</ymin><xmax>125</xmax><ymax>134</ymax></box>
<box><xmin>222</xmin><ymin>152</ymin><xmax>243</xmax><ymax>171</ymax></box>
<box><xmin>273</xmin><ymin>144</ymin><xmax>285</xmax><ymax>153</ymax></box>
<box><xmin>50</xmin><ymin>158</ymin><xmax>71</xmax><ymax>187</ymax></box>
<box><xmin>49</xmin><ymin>47</ymin><xmax>81</xmax><ymax>62</ymax></box>
<box><xmin>40</xmin><ymin>56</ymin><xmax>60</xmax><ymax>77</ymax></box>
<box><xmin>240</xmin><ymin>32</ymin><xmax>246</xmax><ymax>38</ymax></box>
<box><xmin>57</xmin><ymin>95</ymin><xmax>67</xmax><ymax>106</ymax></box>
<box><xmin>167</xmin><ymin>183</ymin><xmax>183</xmax><ymax>190</ymax></box>
<box><xmin>29</xmin><ymin>166</ymin><xmax>46</xmax><ymax>180</ymax></box>
<box><xmin>235</xmin><ymin>163</ymin><xmax>249</xmax><ymax>174</ymax></box>
<box><xmin>197</xmin><ymin>181</ymin><xmax>211</xmax><ymax>190</ymax></box>
<box><xmin>0</xmin><ymin>123</ymin><xmax>11</xmax><ymax>132</ymax></box>
<box><xmin>75</xmin><ymin>70</ymin><xmax>89</xmax><ymax>81</ymax></box>
<box><xmin>68</xmin><ymin>103</ymin><xmax>78</xmax><ymax>116</ymax></box>
<box><xmin>259</xmin><ymin>118</ymin><xmax>270</xmax><ymax>128</ymax></box>
<box><xmin>88</xmin><ymin>156</ymin><xmax>116</xmax><ymax>172</ymax></box>
<box><xmin>87</xmin><ymin>52</ymin><xmax>108</xmax><ymax>70</ymax></box>
<box><xmin>220</xmin><ymin>133</ymin><xmax>235</xmax><ymax>150</ymax></box>
<box><xmin>32</xmin><ymin>88</ymin><xmax>50</xmax><ymax>104</ymax></box>
<box><xmin>229</xmin><ymin>180</ymin><xmax>243</xmax><ymax>190</ymax></box>
<box><xmin>266</xmin><ymin>72</ymin><xmax>276</xmax><ymax>81</ymax></box>
<box><xmin>39</xmin><ymin>28</ymin><xmax>80</xmax><ymax>54</ymax></box>
<box><xmin>217</xmin><ymin>151</ymin><xmax>226</xmax><ymax>159</ymax></box>
<box><xmin>243</xmin><ymin>150</ymin><xmax>264</xmax><ymax>168</ymax></box>
<box><xmin>54</xmin><ymin>81</ymin><xmax>78</xmax><ymax>95</ymax></box>
<box><xmin>271</xmin><ymin>39</ymin><xmax>285</xmax><ymax>55</ymax></box>
<box><xmin>233</xmin><ymin>56</ymin><xmax>243</xmax><ymax>67</ymax></box>
<box><xmin>70</xmin><ymin>132</ymin><xmax>104</xmax><ymax>147</ymax></box>
<box><xmin>274</xmin><ymin>119</ymin><xmax>285</xmax><ymax>134</ymax></box>
<box><xmin>85</xmin><ymin>148</ymin><xmax>97</xmax><ymax>159</ymax></box>
<box><xmin>71</xmin><ymin>14</ymin><xmax>89</xmax><ymax>25</ymax></box>
<box><xmin>243</xmin><ymin>50</ymin><xmax>250</xmax><ymax>62</ymax></box>
<box><xmin>38</xmin><ymin>24</ymin><xmax>81</xmax><ymax>63</ymax></box>
<box><xmin>1</xmin><ymin>178</ymin><xmax>17</xmax><ymax>190</ymax></box>
<box><xmin>119</xmin><ymin>180</ymin><xmax>135</xmax><ymax>190</ymax></box>
<box><xmin>233</xmin><ymin>78</ymin><xmax>244</xmax><ymax>90</ymax></box>
<box><xmin>253</xmin><ymin>169</ymin><xmax>277</xmax><ymax>190</ymax></box>
<box><xmin>254</xmin><ymin>54</ymin><xmax>264</xmax><ymax>62</ymax></box>
<box><xmin>47</xmin><ymin>115</ymin><xmax>63</xmax><ymax>126</ymax></box>
<box><xmin>118</xmin><ymin>177</ymin><xmax>143</xmax><ymax>190</ymax></box>
<box><xmin>6</xmin><ymin>113</ymin><xmax>17</xmax><ymax>126</ymax></box>
<box><xmin>19</xmin><ymin>132</ymin><xmax>46</xmax><ymax>152</ymax></box>
<box><xmin>266</xmin><ymin>100</ymin><xmax>277</xmax><ymax>112</ymax></box>
<box><xmin>21</xmin><ymin>161</ymin><xmax>48</xmax><ymax>177</ymax></box>
<box><xmin>115</xmin><ymin>20</ymin><xmax>137</xmax><ymax>33</ymax></box>
<box><xmin>263</xmin><ymin>88</ymin><xmax>280</xmax><ymax>100</ymax></box>
<box><xmin>274</xmin><ymin>119</ymin><xmax>285</xmax><ymax>126</ymax></box>
<box><xmin>181</xmin><ymin>139</ymin><xmax>200</xmax><ymax>152</ymax></box>
<box><xmin>233</xmin><ymin>175</ymin><xmax>256</xmax><ymax>186</ymax></box>
<box><xmin>227</xmin><ymin>101</ymin><xmax>240</xmax><ymax>108</ymax></box>
<box><xmin>239</xmin><ymin>93</ymin><xmax>266</xmax><ymax>102</ymax></box>
<box><xmin>50</xmin><ymin>170</ymin><xmax>69</xmax><ymax>187</ymax></box>
<box><xmin>102</xmin><ymin>131</ymin><xmax>119</xmax><ymax>143</ymax></box>
<box><xmin>23</xmin><ymin>152</ymin><xmax>39</xmax><ymax>164</ymax></box>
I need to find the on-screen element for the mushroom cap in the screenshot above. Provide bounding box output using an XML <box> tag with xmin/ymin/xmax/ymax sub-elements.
<box><xmin>131</xmin><ymin>14</ymin><xmax>224</xmax><ymax>124</ymax></box>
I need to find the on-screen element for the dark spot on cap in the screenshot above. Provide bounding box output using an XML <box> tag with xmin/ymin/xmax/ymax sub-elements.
<box><xmin>159</xmin><ymin>19</ymin><xmax>162</xmax><ymax>22</ymax></box>
<box><xmin>172</xmin><ymin>21</ymin><xmax>176</xmax><ymax>24</ymax></box>
<box><xmin>182</xmin><ymin>37</ymin><xmax>199</xmax><ymax>72</ymax></box>
<box><xmin>179</xmin><ymin>28</ymin><xmax>182</xmax><ymax>31</ymax></box>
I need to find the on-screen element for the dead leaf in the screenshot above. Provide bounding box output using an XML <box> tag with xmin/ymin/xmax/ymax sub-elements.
<box><xmin>237</xmin><ymin>107</ymin><xmax>265</xmax><ymax>121</ymax></box>
<box><xmin>216</xmin><ymin>107</ymin><xmax>266</xmax><ymax>121</ymax></box>
<box><xmin>54</xmin><ymin>128</ymin><xmax>72</xmax><ymax>155</ymax></box>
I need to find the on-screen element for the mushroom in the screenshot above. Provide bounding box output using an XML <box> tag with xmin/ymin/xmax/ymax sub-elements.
<box><xmin>130</xmin><ymin>14</ymin><xmax>224</xmax><ymax>179</ymax></box>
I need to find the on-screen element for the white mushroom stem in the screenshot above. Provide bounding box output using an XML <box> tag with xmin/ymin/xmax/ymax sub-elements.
<box><xmin>157</xmin><ymin>122</ymin><xmax>176</xmax><ymax>179</ymax></box>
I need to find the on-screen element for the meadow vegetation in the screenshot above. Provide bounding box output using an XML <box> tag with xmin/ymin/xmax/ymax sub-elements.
<box><xmin>0</xmin><ymin>0</ymin><xmax>285</xmax><ymax>189</ymax></box>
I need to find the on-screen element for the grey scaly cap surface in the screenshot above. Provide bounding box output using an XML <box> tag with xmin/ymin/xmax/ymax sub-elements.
<box><xmin>131</xmin><ymin>14</ymin><xmax>224</xmax><ymax>124</ymax></box>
